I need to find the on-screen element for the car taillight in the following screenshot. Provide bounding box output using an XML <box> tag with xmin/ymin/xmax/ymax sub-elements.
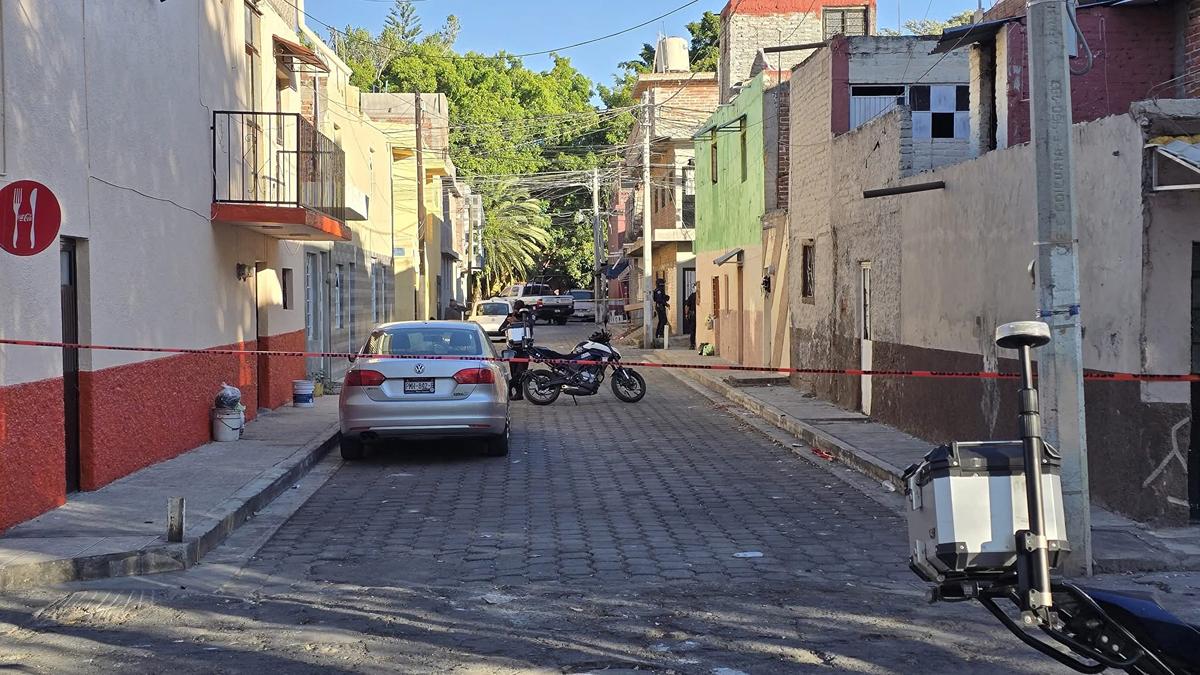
<box><xmin>453</xmin><ymin>368</ymin><xmax>495</xmax><ymax>385</ymax></box>
<box><xmin>345</xmin><ymin>370</ymin><xmax>386</xmax><ymax>387</ymax></box>
<box><xmin>536</xmin><ymin>299</ymin><xmax>544</xmax><ymax>308</ymax></box>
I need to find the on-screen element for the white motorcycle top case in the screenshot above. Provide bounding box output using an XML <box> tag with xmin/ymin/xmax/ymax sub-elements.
<box><xmin>904</xmin><ymin>440</ymin><xmax>1069</xmax><ymax>582</ymax></box>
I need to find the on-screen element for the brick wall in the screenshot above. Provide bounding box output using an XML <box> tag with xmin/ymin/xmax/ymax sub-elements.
<box><xmin>786</xmin><ymin>48</ymin><xmax>838</xmax><ymax>394</ymax></box>
<box><xmin>1185</xmin><ymin>0</ymin><xmax>1200</xmax><ymax>96</ymax></box>
<box><xmin>776</xmin><ymin>80</ymin><xmax>791</xmax><ymax>208</ymax></box>
<box><xmin>1003</xmin><ymin>6</ymin><xmax>1174</xmax><ymax>146</ymax></box>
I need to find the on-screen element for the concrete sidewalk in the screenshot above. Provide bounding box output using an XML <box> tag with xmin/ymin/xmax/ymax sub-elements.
<box><xmin>0</xmin><ymin>398</ymin><xmax>339</xmax><ymax>590</ymax></box>
<box><xmin>644</xmin><ymin>348</ymin><xmax>1200</xmax><ymax>573</ymax></box>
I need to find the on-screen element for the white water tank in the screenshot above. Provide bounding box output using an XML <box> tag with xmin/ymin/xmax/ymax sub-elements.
<box><xmin>654</xmin><ymin>37</ymin><xmax>690</xmax><ymax>73</ymax></box>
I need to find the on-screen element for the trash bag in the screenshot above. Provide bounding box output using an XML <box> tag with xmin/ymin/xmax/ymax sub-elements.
<box><xmin>215</xmin><ymin>382</ymin><xmax>242</xmax><ymax>409</ymax></box>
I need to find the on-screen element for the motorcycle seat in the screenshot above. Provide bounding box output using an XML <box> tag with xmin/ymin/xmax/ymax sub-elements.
<box><xmin>532</xmin><ymin>348</ymin><xmax>574</xmax><ymax>361</ymax></box>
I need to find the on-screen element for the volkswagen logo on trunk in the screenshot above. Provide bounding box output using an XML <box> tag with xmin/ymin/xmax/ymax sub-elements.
<box><xmin>414</xmin><ymin>363</ymin><xmax>425</xmax><ymax>374</ymax></box>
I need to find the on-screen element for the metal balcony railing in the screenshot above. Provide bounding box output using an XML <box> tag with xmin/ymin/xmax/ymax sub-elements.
<box><xmin>212</xmin><ymin>111</ymin><xmax>345</xmax><ymax>222</ymax></box>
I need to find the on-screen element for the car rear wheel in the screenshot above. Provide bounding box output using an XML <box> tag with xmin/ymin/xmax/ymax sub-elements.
<box><xmin>555</xmin><ymin>317</ymin><xmax>569</xmax><ymax>325</ymax></box>
<box><xmin>485</xmin><ymin>424</ymin><xmax>510</xmax><ymax>457</ymax></box>
<box><xmin>340</xmin><ymin>434</ymin><xmax>365</xmax><ymax>460</ymax></box>
<box><xmin>523</xmin><ymin>371</ymin><xmax>561</xmax><ymax>405</ymax></box>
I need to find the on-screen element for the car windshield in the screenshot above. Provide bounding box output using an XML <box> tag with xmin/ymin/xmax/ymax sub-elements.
<box><xmin>522</xmin><ymin>285</ymin><xmax>550</xmax><ymax>296</ymax></box>
<box><xmin>365</xmin><ymin>327</ymin><xmax>483</xmax><ymax>356</ymax></box>
<box><xmin>569</xmin><ymin>290</ymin><xmax>593</xmax><ymax>300</ymax></box>
<box><xmin>476</xmin><ymin>302</ymin><xmax>509</xmax><ymax>316</ymax></box>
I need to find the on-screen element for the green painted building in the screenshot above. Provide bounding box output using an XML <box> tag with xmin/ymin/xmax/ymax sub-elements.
<box><xmin>694</xmin><ymin>74</ymin><xmax>768</xmax><ymax>256</ymax></box>
<box><xmin>692</xmin><ymin>72</ymin><xmax>791</xmax><ymax>367</ymax></box>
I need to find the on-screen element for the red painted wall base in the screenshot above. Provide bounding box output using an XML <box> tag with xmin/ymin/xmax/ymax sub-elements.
<box><xmin>0</xmin><ymin>378</ymin><xmax>66</xmax><ymax>532</ymax></box>
<box><xmin>257</xmin><ymin>329</ymin><xmax>307</xmax><ymax>410</ymax></box>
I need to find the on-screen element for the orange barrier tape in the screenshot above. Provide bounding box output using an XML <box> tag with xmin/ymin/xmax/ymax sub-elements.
<box><xmin>1</xmin><ymin>338</ymin><xmax>1197</xmax><ymax>382</ymax></box>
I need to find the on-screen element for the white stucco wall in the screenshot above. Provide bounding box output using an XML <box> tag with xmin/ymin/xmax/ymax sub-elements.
<box><xmin>0</xmin><ymin>0</ymin><xmax>309</xmax><ymax>386</ymax></box>
<box><xmin>893</xmin><ymin>113</ymin><xmax>1146</xmax><ymax>374</ymax></box>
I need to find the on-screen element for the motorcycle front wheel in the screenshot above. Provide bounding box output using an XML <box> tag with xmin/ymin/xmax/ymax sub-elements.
<box><xmin>523</xmin><ymin>371</ymin><xmax>561</xmax><ymax>405</ymax></box>
<box><xmin>611</xmin><ymin>369</ymin><xmax>646</xmax><ymax>403</ymax></box>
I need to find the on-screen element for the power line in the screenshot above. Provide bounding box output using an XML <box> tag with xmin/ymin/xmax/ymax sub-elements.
<box><xmin>283</xmin><ymin>0</ymin><xmax>705</xmax><ymax>62</ymax></box>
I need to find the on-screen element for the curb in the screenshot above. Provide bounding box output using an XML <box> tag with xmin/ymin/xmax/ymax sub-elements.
<box><xmin>653</xmin><ymin>360</ymin><xmax>907</xmax><ymax>489</ymax></box>
<box><xmin>0</xmin><ymin>424</ymin><xmax>340</xmax><ymax>591</ymax></box>
<box><xmin>652</xmin><ymin>357</ymin><xmax>1200</xmax><ymax>575</ymax></box>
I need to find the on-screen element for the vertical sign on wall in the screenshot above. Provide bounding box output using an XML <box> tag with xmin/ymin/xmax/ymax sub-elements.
<box><xmin>0</xmin><ymin>180</ymin><xmax>62</xmax><ymax>257</ymax></box>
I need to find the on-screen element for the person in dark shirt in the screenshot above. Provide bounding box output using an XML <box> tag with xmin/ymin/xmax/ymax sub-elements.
<box><xmin>683</xmin><ymin>284</ymin><xmax>697</xmax><ymax>349</ymax></box>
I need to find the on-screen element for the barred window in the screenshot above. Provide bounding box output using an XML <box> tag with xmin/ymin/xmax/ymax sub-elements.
<box><xmin>823</xmin><ymin>7</ymin><xmax>867</xmax><ymax>40</ymax></box>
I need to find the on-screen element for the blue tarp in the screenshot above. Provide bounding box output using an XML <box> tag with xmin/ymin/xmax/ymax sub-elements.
<box><xmin>605</xmin><ymin>259</ymin><xmax>630</xmax><ymax>279</ymax></box>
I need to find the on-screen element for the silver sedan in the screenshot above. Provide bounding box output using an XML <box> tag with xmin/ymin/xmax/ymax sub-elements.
<box><xmin>338</xmin><ymin>321</ymin><xmax>510</xmax><ymax>460</ymax></box>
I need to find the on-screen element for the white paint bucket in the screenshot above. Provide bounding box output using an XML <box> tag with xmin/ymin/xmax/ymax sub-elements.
<box><xmin>212</xmin><ymin>408</ymin><xmax>243</xmax><ymax>442</ymax></box>
<box><xmin>293</xmin><ymin>379</ymin><xmax>315</xmax><ymax>408</ymax></box>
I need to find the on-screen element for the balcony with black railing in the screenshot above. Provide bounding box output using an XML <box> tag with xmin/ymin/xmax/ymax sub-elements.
<box><xmin>211</xmin><ymin>111</ymin><xmax>349</xmax><ymax>241</ymax></box>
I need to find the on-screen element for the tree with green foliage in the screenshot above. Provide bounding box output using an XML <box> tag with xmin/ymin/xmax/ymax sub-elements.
<box><xmin>328</xmin><ymin>12</ymin><xmax>607</xmax><ymax>291</ymax></box>
<box><xmin>478</xmin><ymin>182</ymin><xmax>553</xmax><ymax>296</ymax></box>
<box><xmin>687</xmin><ymin>11</ymin><xmax>721</xmax><ymax>72</ymax></box>
<box><xmin>880</xmin><ymin>10</ymin><xmax>975</xmax><ymax>36</ymax></box>
<box><xmin>384</xmin><ymin>0</ymin><xmax>422</xmax><ymax>43</ymax></box>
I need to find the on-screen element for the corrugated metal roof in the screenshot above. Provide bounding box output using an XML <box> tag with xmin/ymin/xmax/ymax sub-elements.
<box><xmin>1157</xmin><ymin>140</ymin><xmax>1200</xmax><ymax>171</ymax></box>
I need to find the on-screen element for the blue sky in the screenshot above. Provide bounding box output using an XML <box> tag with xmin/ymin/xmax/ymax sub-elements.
<box><xmin>303</xmin><ymin>0</ymin><xmax>978</xmax><ymax>89</ymax></box>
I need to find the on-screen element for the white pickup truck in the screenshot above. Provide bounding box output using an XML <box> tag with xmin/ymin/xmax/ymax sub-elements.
<box><xmin>499</xmin><ymin>282</ymin><xmax>575</xmax><ymax>325</ymax></box>
<box><xmin>567</xmin><ymin>289</ymin><xmax>597</xmax><ymax>321</ymax></box>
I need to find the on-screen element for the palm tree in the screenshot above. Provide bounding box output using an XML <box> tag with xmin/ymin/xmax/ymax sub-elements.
<box><xmin>478</xmin><ymin>181</ymin><xmax>552</xmax><ymax>297</ymax></box>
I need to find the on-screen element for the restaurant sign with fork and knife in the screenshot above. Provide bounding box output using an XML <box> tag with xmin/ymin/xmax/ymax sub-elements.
<box><xmin>0</xmin><ymin>180</ymin><xmax>61</xmax><ymax>257</ymax></box>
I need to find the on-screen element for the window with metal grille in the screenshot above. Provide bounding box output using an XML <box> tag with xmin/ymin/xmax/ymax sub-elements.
<box><xmin>334</xmin><ymin>264</ymin><xmax>344</xmax><ymax>329</ymax></box>
<box><xmin>823</xmin><ymin>7</ymin><xmax>867</xmax><ymax>40</ymax></box>
<box><xmin>282</xmin><ymin>268</ymin><xmax>293</xmax><ymax>310</ymax></box>
<box><xmin>801</xmin><ymin>241</ymin><xmax>816</xmax><ymax>303</ymax></box>
<box><xmin>710</xmin><ymin>131</ymin><xmax>718</xmax><ymax>184</ymax></box>
<box><xmin>820</xmin><ymin>7</ymin><xmax>868</xmax><ymax>39</ymax></box>
<box><xmin>739</xmin><ymin>119</ymin><xmax>748</xmax><ymax>182</ymax></box>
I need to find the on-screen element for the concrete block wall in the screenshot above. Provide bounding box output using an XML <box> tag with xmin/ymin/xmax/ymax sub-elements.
<box><xmin>721</xmin><ymin>11</ymin><xmax>824</xmax><ymax>103</ymax></box>
<box><xmin>906</xmin><ymin>138</ymin><xmax>974</xmax><ymax>174</ymax></box>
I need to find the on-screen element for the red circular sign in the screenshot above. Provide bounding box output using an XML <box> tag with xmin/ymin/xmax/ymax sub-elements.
<box><xmin>0</xmin><ymin>180</ymin><xmax>62</xmax><ymax>257</ymax></box>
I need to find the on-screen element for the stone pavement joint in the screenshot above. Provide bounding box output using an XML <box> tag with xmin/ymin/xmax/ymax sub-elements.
<box><xmin>645</xmin><ymin>348</ymin><xmax>1200</xmax><ymax>574</ymax></box>
<box><xmin>0</xmin><ymin>398</ymin><xmax>340</xmax><ymax>590</ymax></box>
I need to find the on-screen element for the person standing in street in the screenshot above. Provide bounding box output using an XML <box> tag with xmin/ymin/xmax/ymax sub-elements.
<box><xmin>653</xmin><ymin>279</ymin><xmax>670</xmax><ymax>339</ymax></box>
<box><xmin>501</xmin><ymin>300</ymin><xmax>534</xmax><ymax>400</ymax></box>
<box><xmin>683</xmin><ymin>283</ymin><xmax>697</xmax><ymax>349</ymax></box>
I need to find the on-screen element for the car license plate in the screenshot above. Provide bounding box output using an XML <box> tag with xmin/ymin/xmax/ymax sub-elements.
<box><xmin>404</xmin><ymin>378</ymin><xmax>436</xmax><ymax>394</ymax></box>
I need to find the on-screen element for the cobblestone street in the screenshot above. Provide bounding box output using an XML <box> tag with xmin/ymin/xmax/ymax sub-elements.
<box><xmin>0</xmin><ymin>327</ymin><xmax>1131</xmax><ymax>673</ymax></box>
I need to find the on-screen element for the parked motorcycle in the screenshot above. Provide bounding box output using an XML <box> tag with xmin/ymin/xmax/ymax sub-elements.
<box><xmin>905</xmin><ymin>321</ymin><xmax>1199</xmax><ymax>674</ymax></box>
<box><xmin>521</xmin><ymin>330</ymin><xmax>646</xmax><ymax>405</ymax></box>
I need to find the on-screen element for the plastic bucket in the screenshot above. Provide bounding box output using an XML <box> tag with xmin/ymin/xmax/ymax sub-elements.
<box><xmin>212</xmin><ymin>408</ymin><xmax>243</xmax><ymax>442</ymax></box>
<box><xmin>293</xmin><ymin>379</ymin><xmax>315</xmax><ymax>408</ymax></box>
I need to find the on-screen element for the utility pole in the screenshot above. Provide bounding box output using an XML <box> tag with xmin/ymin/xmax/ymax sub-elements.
<box><xmin>414</xmin><ymin>92</ymin><xmax>426</xmax><ymax>321</ymax></box>
<box><xmin>641</xmin><ymin>90</ymin><xmax>654</xmax><ymax>348</ymax></box>
<box><xmin>591</xmin><ymin>167</ymin><xmax>603</xmax><ymax>326</ymax></box>
<box><xmin>1027</xmin><ymin>0</ymin><xmax>1091</xmax><ymax>575</ymax></box>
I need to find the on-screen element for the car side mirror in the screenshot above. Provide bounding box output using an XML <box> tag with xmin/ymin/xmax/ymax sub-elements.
<box><xmin>501</xmin><ymin>349</ymin><xmax>516</xmax><ymax>360</ymax></box>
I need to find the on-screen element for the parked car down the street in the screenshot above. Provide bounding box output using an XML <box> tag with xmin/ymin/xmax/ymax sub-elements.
<box><xmin>338</xmin><ymin>321</ymin><xmax>510</xmax><ymax>460</ymax></box>
<box><xmin>499</xmin><ymin>282</ymin><xmax>574</xmax><ymax>325</ymax></box>
<box><xmin>568</xmin><ymin>289</ymin><xmax>596</xmax><ymax>320</ymax></box>
<box><xmin>471</xmin><ymin>299</ymin><xmax>513</xmax><ymax>341</ymax></box>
